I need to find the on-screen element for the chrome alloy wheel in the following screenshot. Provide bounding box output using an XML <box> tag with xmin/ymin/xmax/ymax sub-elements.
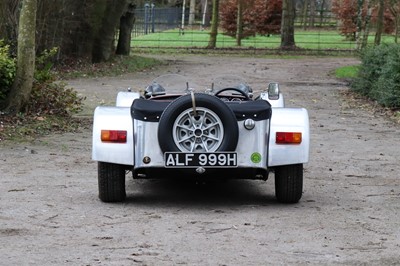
<box><xmin>172</xmin><ymin>107</ymin><xmax>224</xmax><ymax>152</ymax></box>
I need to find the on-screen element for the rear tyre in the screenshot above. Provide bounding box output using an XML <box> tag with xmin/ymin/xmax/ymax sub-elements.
<box><xmin>274</xmin><ymin>164</ymin><xmax>303</xmax><ymax>203</ymax></box>
<box><xmin>98</xmin><ymin>162</ymin><xmax>126</xmax><ymax>202</ymax></box>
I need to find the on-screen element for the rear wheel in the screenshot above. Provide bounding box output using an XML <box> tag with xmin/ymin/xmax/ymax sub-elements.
<box><xmin>274</xmin><ymin>164</ymin><xmax>303</xmax><ymax>203</ymax></box>
<box><xmin>98</xmin><ymin>162</ymin><xmax>126</xmax><ymax>202</ymax></box>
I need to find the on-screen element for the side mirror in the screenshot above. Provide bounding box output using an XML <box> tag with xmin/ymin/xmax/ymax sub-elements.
<box><xmin>267</xmin><ymin>82</ymin><xmax>280</xmax><ymax>100</ymax></box>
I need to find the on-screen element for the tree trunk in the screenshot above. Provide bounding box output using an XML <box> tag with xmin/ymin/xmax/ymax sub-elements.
<box><xmin>309</xmin><ymin>0</ymin><xmax>316</xmax><ymax>27</ymax></box>
<box><xmin>388</xmin><ymin>5</ymin><xmax>399</xmax><ymax>43</ymax></box>
<box><xmin>280</xmin><ymin>0</ymin><xmax>296</xmax><ymax>49</ymax></box>
<box><xmin>301</xmin><ymin>0</ymin><xmax>308</xmax><ymax>30</ymax></box>
<box><xmin>116</xmin><ymin>2</ymin><xmax>136</xmax><ymax>55</ymax></box>
<box><xmin>201</xmin><ymin>0</ymin><xmax>211</xmax><ymax>27</ymax></box>
<box><xmin>189</xmin><ymin>0</ymin><xmax>196</xmax><ymax>26</ymax></box>
<box><xmin>396</xmin><ymin>12</ymin><xmax>399</xmax><ymax>43</ymax></box>
<box><xmin>236</xmin><ymin>0</ymin><xmax>243</xmax><ymax>46</ymax></box>
<box><xmin>318</xmin><ymin>0</ymin><xmax>326</xmax><ymax>27</ymax></box>
<box><xmin>92</xmin><ymin>0</ymin><xmax>128</xmax><ymax>63</ymax></box>
<box><xmin>207</xmin><ymin>0</ymin><xmax>219</xmax><ymax>48</ymax></box>
<box><xmin>0</xmin><ymin>0</ymin><xmax>20</xmax><ymax>54</ymax></box>
<box><xmin>374</xmin><ymin>0</ymin><xmax>384</xmax><ymax>46</ymax></box>
<box><xmin>5</xmin><ymin>0</ymin><xmax>37</xmax><ymax>114</ymax></box>
<box><xmin>361</xmin><ymin>0</ymin><xmax>372</xmax><ymax>49</ymax></box>
<box><xmin>355</xmin><ymin>0</ymin><xmax>364</xmax><ymax>49</ymax></box>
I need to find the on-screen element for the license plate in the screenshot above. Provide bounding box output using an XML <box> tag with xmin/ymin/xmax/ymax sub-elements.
<box><xmin>164</xmin><ymin>152</ymin><xmax>237</xmax><ymax>168</ymax></box>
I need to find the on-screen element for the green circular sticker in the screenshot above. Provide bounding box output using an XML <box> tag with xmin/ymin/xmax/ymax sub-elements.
<box><xmin>251</xmin><ymin>152</ymin><xmax>262</xmax><ymax>163</ymax></box>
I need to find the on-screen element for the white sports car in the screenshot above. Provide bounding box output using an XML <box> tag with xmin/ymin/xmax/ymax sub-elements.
<box><xmin>92</xmin><ymin>74</ymin><xmax>310</xmax><ymax>203</ymax></box>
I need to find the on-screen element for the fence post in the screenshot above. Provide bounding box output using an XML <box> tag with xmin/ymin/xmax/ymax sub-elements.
<box><xmin>181</xmin><ymin>0</ymin><xmax>186</xmax><ymax>35</ymax></box>
<box><xmin>151</xmin><ymin>3</ymin><xmax>155</xmax><ymax>33</ymax></box>
<box><xmin>144</xmin><ymin>3</ymin><xmax>149</xmax><ymax>34</ymax></box>
<box><xmin>201</xmin><ymin>0</ymin><xmax>208</xmax><ymax>30</ymax></box>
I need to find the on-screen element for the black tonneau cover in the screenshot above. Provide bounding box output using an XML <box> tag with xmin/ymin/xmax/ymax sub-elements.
<box><xmin>131</xmin><ymin>97</ymin><xmax>272</xmax><ymax>122</ymax></box>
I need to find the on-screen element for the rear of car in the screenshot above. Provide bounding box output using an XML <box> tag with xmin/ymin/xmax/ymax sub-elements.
<box><xmin>92</xmin><ymin>76</ymin><xmax>309</xmax><ymax>204</ymax></box>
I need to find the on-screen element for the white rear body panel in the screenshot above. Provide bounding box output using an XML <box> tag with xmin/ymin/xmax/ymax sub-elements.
<box><xmin>268</xmin><ymin>108</ymin><xmax>310</xmax><ymax>166</ymax></box>
<box><xmin>92</xmin><ymin>104</ymin><xmax>310</xmax><ymax>168</ymax></box>
<box><xmin>92</xmin><ymin>106</ymin><xmax>134</xmax><ymax>165</ymax></box>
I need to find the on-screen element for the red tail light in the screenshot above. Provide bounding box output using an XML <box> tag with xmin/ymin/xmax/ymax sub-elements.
<box><xmin>101</xmin><ymin>130</ymin><xmax>127</xmax><ymax>143</ymax></box>
<box><xmin>276</xmin><ymin>132</ymin><xmax>302</xmax><ymax>144</ymax></box>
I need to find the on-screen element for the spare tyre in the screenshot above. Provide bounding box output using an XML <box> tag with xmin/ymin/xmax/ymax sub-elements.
<box><xmin>158</xmin><ymin>93</ymin><xmax>239</xmax><ymax>153</ymax></box>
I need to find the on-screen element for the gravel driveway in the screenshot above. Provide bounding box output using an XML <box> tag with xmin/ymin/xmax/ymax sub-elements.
<box><xmin>1</xmin><ymin>55</ymin><xmax>399</xmax><ymax>265</ymax></box>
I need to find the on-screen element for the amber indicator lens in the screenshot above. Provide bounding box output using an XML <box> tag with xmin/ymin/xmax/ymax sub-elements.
<box><xmin>276</xmin><ymin>132</ymin><xmax>302</xmax><ymax>144</ymax></box>
<box><xmin>101</xmin><ymin>130</ymin><xmax>127</xmax><ymax>143</ymax></box>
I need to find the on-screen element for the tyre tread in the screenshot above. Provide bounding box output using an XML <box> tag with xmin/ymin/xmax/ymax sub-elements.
<box><xmin>275</xmin><ymin>164</ymin><xmax>303</xmax><ymax>203</ymax></box>
<box><xmin>98</xmin><ymin>162</ymin><xmax>126</xmax><ymax>202</ymax></box>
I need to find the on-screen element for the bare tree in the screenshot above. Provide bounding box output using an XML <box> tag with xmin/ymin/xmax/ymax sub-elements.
<box><xmin>92</xmin><ymin>0</ymin><xmax>128</xmax><ymax>63</ymax></box>
<box><xmin>301</xmin><ymin>0</ymin><xmax>309</xmax><ymax>29</ymax></box>
<box><xmin>189</xmin><ymin>0</ymin><xmax>196</xmax><ymax>26</ymax></box>
<box><xmin>0</xmin><ymin>0</ymin><xmax>20</xmax><ymax>52</ymax></box>
<box><xmin>355</xmin><ymin>0</ymin><xmax>364</xmax><ymax>48</ymax></box>
<box><xmin>309</xmin><ymin>0</ymin><xmax>316</xmax><ymax>27</ymax></box>
<box><xmin>201</xmin><ymin>0</ymin><xmax>211</xmax><ymax>27</ymax></box>
<box><xmin>374</xmin><ymin>0</ymin><xmax>384</xmax><ymax>45</ymax></box>
<box><xmin>207</xmin><ymin>0</ymin><xmax>219</xmax><ymax>48</ymax></box>
<box><xmin>361</xmin><ymin>0</ymin><xmax>372</xmax><ymax>49</ymax></box>
<box><xmin>388</xmin><ymin>0</ymin><xmax>400</xmax><ymax>43</ymax></box>
<box><xmin>116</xmin><ymin>1</ymin><xmax>136</xmax><ymax>55</ymax></box>
<box><xmin>236</xmin><ymin>0</ymin><xmax>243</xmax><ymax>46</ymax></box>
<box><xmin>5</xmin><ymin>0</ymin><xmax>37</xmax><ymax>114</ymax></box>
<box><xmin>281</xmin><ymin>0</ymin><xmax>296</xmax><ymax>49</ymax></box>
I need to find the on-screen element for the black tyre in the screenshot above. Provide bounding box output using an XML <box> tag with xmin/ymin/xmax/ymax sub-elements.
<box><xmin>275</xmin><ymin>164</ymin><xmax>303</xmax><ymax>203</ymax></box>
<box><xmin>98</xmin><ymin>162</ymin><xmax>126</xmax><ymax>202</ymax></box>
<box><xmin>158</xmin><ymin>93</ymin><xmax>239</xmax><ymax>153</ymax></box>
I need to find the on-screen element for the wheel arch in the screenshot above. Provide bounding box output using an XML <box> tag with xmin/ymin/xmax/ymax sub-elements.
<box><xmin>268</xmin><ymin>108</ymin><xmax>310</xmax><ymax>167</ymax></box>
<box><xmin>92</xmin><ymin>106</ymin><xmax>134</xmax><ymax>165</ymax></box>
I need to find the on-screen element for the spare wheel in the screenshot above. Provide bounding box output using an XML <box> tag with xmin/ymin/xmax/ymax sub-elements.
<box><xmin>158</xmin><ymin>93</ymin><xmax>239</xmax><ymax>153</ymax></box>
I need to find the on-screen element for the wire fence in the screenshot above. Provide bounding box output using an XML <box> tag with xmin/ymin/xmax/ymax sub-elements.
<box><xmin>133</xmin><ymin>6</ymin><xmax>182</xmax><ymax>37</ymax></box>
<box><xmin>131</xmin><ymin>7</ymin><xmax>398</xmax><ymax>54</ymax></box>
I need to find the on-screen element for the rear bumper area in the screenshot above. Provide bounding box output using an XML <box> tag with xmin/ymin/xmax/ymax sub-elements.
<box><xmin>132</xmin><ymin>167</ymin><xmax>269</xmax><ymax>180</ymax></box>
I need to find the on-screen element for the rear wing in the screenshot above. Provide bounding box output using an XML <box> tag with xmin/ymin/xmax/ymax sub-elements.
<box><xmin>268</xmin><ymin>108</ymin><xmax>310</xmax><ymax>166</ymax></box>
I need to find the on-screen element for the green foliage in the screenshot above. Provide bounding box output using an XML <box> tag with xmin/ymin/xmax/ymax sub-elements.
<box><xmin>34</xmin><ymin>47</ymin><xmax>58</xmax><ymax>83</ymax></box>
<box><xmin>0</xmin><ymin>40</ymin><xmax>16</xmax><ymax>102</ymax></box>
<box><xmin>351</xmin><ymin>44</ymin><xmax>400</xmax><ymax>107</ymax></box>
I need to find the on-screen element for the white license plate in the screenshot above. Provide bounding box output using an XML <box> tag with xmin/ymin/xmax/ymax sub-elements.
<box><xmin>164</xmin><ymin>152</ymin><xmax>237</xmax><ymax>168</ymax></box>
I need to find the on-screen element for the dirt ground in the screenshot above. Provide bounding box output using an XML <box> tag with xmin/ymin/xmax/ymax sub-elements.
<box><xmin>1</xmin><ymin>55</ymin><xmax>399</xmax><ymax>265</ymax></box>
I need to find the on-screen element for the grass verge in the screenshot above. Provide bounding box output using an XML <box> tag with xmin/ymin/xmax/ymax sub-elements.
<box><xmin>131</xmin><ymin>29</ymin><xmax>396</xmax><ymax>50</ymax></box>
<box><xmin>335</xmin><ymin>65</ymin><xmax>359</xmax><ymax>79</ymax></box>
